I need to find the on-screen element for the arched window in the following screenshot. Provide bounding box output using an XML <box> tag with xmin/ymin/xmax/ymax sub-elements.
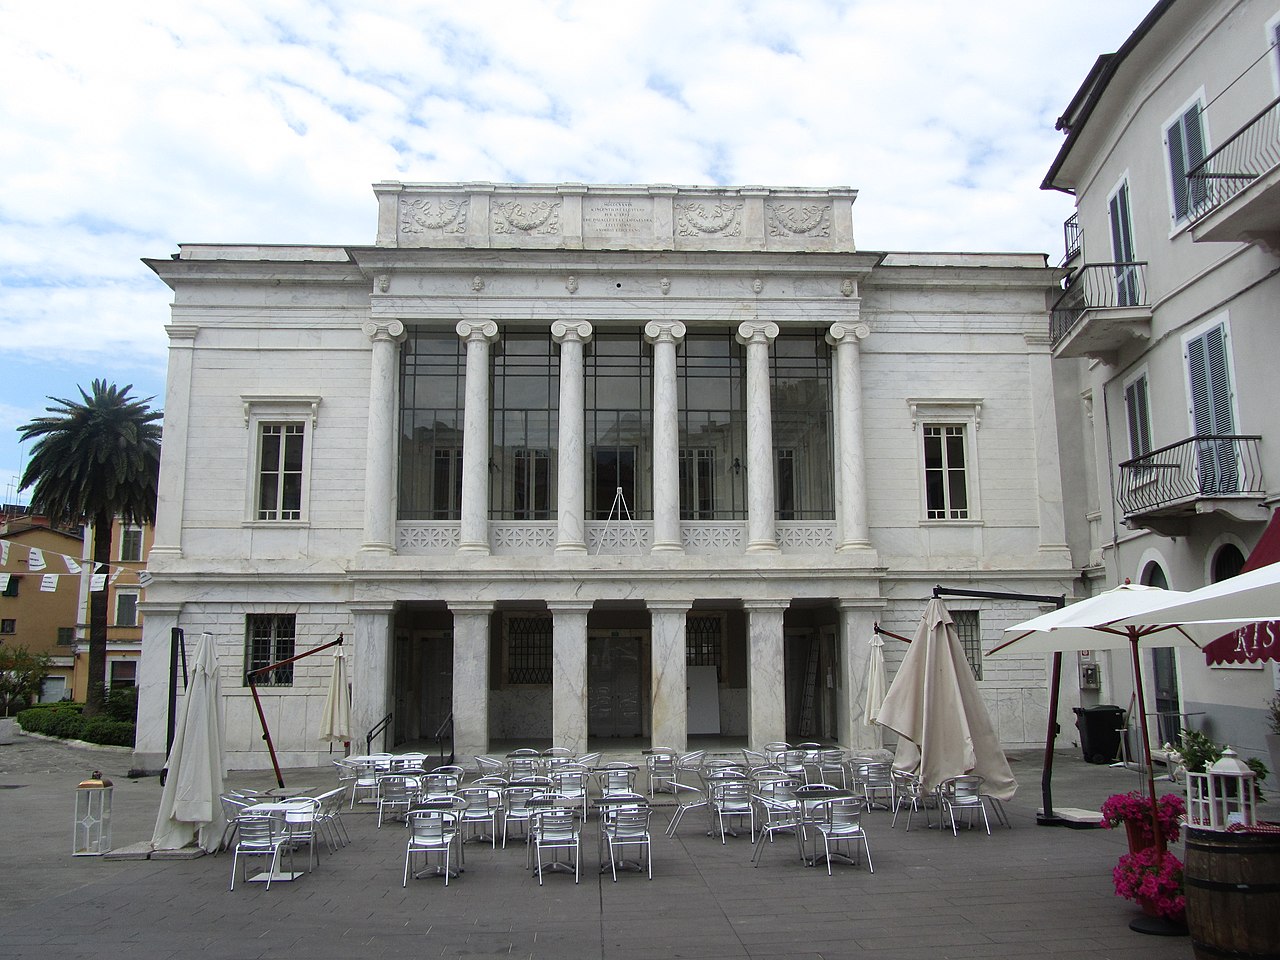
<box><xmin>1211</xmin><ymin>544</ymin><xmax>1246</xmax><ymax>583</ymax></box>
<box><xmin>1140</xmin><ymin>562</ymin><xmax>1169</xmax><ymax>590</ymax></box>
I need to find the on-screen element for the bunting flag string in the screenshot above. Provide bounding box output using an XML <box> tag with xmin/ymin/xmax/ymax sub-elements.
<box><xmin>40</xmin><ymin>574</ymin><xmax>59</xmax><ymax>592</ymax></box>
<box><xmin>0</xmin><ymin>534</ymin><xmax>146</xmax><ymax>594</ymax></box>
<box><xmin>27</xmin><ymin>548</ymin><xmax>46</xmax><ymax>571</ymax></box>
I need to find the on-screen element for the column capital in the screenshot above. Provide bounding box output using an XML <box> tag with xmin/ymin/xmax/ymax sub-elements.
<box><xmin>551</xmin><ymin>319</ymin><xmax>593</xmax><ymax>344</ymax></box>
<box><xmin>165</xmin><ymin>323</ymin><xmax>199</xmax><ymax>343</ymax></box>
<box><xmin>348</xmin><ymin>601</ymin><xmax>398</xmax><ymax>616</ymax></box>
<box><xmin>361</xmin><ymin>318</ymin><xmax>406</xmax><ymax>343</ymax></box>
<box><xmin>826</xmin><ymin>321</ymin><xmax>870</xmax><ymax>346</ymax></box>
<box><xmin>447</xmin><ymin>600</ymin><xmax>496</xmax><ymax>616</ymax></box>
<box><xmin>646</xmin><ymin>600</ymin><xmax>693</xmax><ymax>615</ymax></box>
<box><xmin>735</xmin><ymin>320</ymin><xmax>779</xmax><ymax>346</ymax></box>
<box><xmin>547</xmin><ymin>600</ymin><xmax>595</xmax><ymax>615</ymax></box>
<box><xmin>741</xmin><ymin>599</ymin><xmax>790</xmax><ymax>613</ymax></box>
<box><xmin>456</xmin><ymin>319</ymin><xmax>499</xmax><ymax>343</ymax></box>
<box><xmin>643</xmin><ymin>320</ymin><xmax>687</xmax><ymax>345</ymax></box>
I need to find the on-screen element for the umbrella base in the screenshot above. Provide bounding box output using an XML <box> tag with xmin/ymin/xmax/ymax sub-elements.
<box><xmin>1128</xmin><ymin>914</ymin><xmax>1187</xmax><ymax>937</ymax></box>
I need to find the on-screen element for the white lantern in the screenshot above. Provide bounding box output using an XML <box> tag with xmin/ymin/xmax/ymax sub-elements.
<box><xmin>73</xmin><ymin>771</ymin><xmax>113</xmax><ymax>855</ymax></box>
<box><xmin>1206</xmin><ymin>747</ymin><xmax>1256</xmax><ymax>830</ymax></box>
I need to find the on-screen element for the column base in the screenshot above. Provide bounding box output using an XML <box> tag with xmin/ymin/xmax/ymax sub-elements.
<box><xmin>457</xmin><ymin>543</ymin><xmax>491</xmax><ymax>555</ymax></box>
<box><xmin>745</xmin><ymin>540</ymin><xmax>780</xmax><ymax>553</ymax></box>
<box><xmin>649</xmin><ymin>542</ymin><xmax>684</xmax><ymax>554</ymax></box>
<box><xmin>359</xmin><ymin>542</ymin><xmax>394</xmax><ymax>555</ymax></box>
<box><xmin>555</xmin><ymin>542</ymin><xmax>588</xmax><ymax>554</ymax></box>
<box><xmin>835</xmin><ymin>542</ymin><xmax>879</xmax><ymax>564</ymax></box>
<box><xmin>146</xmin><ymin>545</ymin><xmax>183</xmax><ymax>562</ymax></box>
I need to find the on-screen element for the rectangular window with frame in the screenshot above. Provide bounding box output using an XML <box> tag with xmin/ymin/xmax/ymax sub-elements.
<box><xmin>109</xmin><ymin>661</ymin><xmax>137</xmax><ymax>689</ymax></box>
<box><xmin>506</xmin><ymin>615</ymin><xmax>552</xmax><ymax>684</ymax></box>
<box><xmin>1166</xmin><ymin>98</ymin><xmax>1208</xmax><ymax>225</ymax></box>
<box><xmin>513</xmin><ymin>448</ymin><xmax>552</xmax><ymax>520</ymax></box>
<box><xmin>686</xmin><ymin>614</ymin><xmax>723</xmax><ymax>680</ymax></box>
<box><xmin>115</xmin><ymin>592</ymin><xmax>139</xmax><ymax>628</ymax></box>
<box><xmin>952</xmin><ymin>609</ymin><xmax>982</xmax><ymax>681</ymax></box>
<box><xmin>1108</xmin><ymin>179</ymin><xmax>1139</xmax><ymax>306</ymax></box>
<box><xmin>257</xmin><ymin>422</ymin><xmax>305</xmax><ymax>521</ymax></box>
<box><xmin>57</xmin><ymin>626</ymin><xmax>75</xmax><ymax>645</ymax></box>
<box><xmin>432</xmin><ymin>448</ymin><xmax>464</xmax><ymax>519</ymax></box>
<box><xmin>244</xmin><ymin>614</ymin><xmax>296</xmax><ymax>686</ymax></box>
<box><xmin>1186</xmin><ymin>322</ymin><xmax>1239</xmax><ymax>494</ymax></box>
<box><xmin>2</xmin><ymin>575</ymin><xmax>19</xmax><ymax>597</ymax></box>
<box><xmin>0</xmin><ymin>619</ymin><xmax>15</xmax><ymax>635</ymax></box>
<box><xmin>775</xmin><ymin>448</ymin><xmax>796</xmax><ymax>521</ymax></box>
<box><xmin>119</xmin><ymin>525</ymin><xmax>144</xmax><ymax>562</ymax></box>
<box><xmin>923</xmin><ymin>424</ymin><xmax>970</xmax><ymax>520</ymax></box>
<box><xmin>679</xmin><ymin>448</ymin><xmax>716</xmax><ymax>520</ymax></box>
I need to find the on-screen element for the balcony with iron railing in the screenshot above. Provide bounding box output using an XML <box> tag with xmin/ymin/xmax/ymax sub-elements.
<box><xmin>1061</xmin><ymin>212</ymin><xmax>1082</xmax><ymax>265</ymax></box>
<box><xmin>1048</xmin><ymin>261</ymin><xmax>1151</xmax><ymax>361</ymax></box>
<box><xmin>1117</xmin><ymin>435</ymin><xmax>1267</xmax><ymax>536</ymax></box>
<box><xmin>1188</xmin><ymin>96</ymin><xmax>1280</xmax><ymax>248</ymax></box>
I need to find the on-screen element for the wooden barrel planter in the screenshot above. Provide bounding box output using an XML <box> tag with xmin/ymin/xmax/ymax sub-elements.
<box><xmin>1184</xmin><ymin>826</ymin><xmax>1280</xmax><ymax>960</ymax></box>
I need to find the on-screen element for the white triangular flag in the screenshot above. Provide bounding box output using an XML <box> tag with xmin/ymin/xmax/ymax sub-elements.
<box><xmin>1</xmin><ymin>541</ymin><xmax>8</xmax><ymax>564</ymax></box>
<box><xmin>64</xmin><ymin>556</ymin><xmax>82</xmax><ymax>575</ymax></box>
<box><xmin>138</xmin><ymin>570</ymin><xmax>153</xmax><ymax>587</ymax></box>
<box><xmin>28</xmin><ymin>548</ymin><xmax>45</xmax><ymax>571</ymax></box>
<box><xmin>109</xmin><ymin>567</ymin><xmax>123</xmax><ymax>583</ymax></box>
<box><xmin>90</xmin><ymin>573</ymin><xmax>107</xmax><ymax>592</ymax></box>
<box><xmin>0</xmin><ymin>573</ymin><xmax>9</xmax><ymax>592</ymax></box>
<box><xmin>41</xmin><ymin>574</ymin><xmax>58</xmax><ymax>592</ymax></box>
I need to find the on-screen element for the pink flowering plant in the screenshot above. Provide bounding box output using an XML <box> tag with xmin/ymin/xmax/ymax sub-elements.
<box><xmin>1100</xmin><ymin>791</ymin><xmax>1184</xmax><ymax>846</ymax></box>
<box><xmin>1112</xmin><ymin>846</ymin><xmax>1185</xmax><ymax>921</ymax></box>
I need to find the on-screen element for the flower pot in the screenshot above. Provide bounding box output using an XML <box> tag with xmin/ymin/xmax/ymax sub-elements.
<box><xmin>1124</xmin><ymin>819</ymin><xmax>1165</xmax><ymax>854</ymax></box>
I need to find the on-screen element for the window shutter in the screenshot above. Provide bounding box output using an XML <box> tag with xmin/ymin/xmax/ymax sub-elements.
<box><xmin>1203</xmin><ymin>325</ymin><xmax>1234</xmax><ymax>434</ymax></box>
<box><xmin>1124</xmin><ymin>376</ymin><xmax>1151</xmax><ymax>457</ymax></box>
<box><xmin>1187</xmin><ymin>334</ymin><xmax>1212</xmax><ymax>435</ymax></box>
<box><xmin>1168</xmin><ymin>118</ymin><xmax>1188</xmax><ymax>221</ymax></box>
<box><xmin>1183</xmin><ymin>104</ymin><xmax>1207</xmax><ymax>210</ymax></box>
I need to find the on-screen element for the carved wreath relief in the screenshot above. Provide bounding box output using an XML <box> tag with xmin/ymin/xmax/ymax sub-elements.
<box><xmin>399</xmin><ymin>197</ymin><xmax>469</xmax><ymax>237</ymax></box>
<box><xmin>766</xmin><ymin>202</ymin><xmax>831</xmax><ymax>238</ymax></box>
<box><xmin>492</xmin><ymin>199</ymin><xmax>562</xmax><ymax>235</ymax></box>
<box><xmin>675</xmin><ymin>200</ymin><xmax>743</xmax><ymax>237</ymax></box>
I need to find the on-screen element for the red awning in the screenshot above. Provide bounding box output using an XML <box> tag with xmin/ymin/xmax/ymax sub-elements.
<box><xmin>1204</xmin><ymin>512</ymin><xmax>1280</xmax><ymax>665</ymax></box>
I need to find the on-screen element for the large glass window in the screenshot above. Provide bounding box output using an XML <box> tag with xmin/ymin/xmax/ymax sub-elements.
<box><xmin>586</xmin><ymin>332</ymin><xmax>651</xmax><ymax>519</ymax></box>
<box><xmin>400</xmin><ymin>330</ymin><xmax>466</xmax><ymax>520</ymax></box>
<box><xmin>491</xmin><ymin>332</ymin><xmax>558</xmax><ymax>520</ymax></box>
<box><xmin>257</xmin><ymin>423</ymin><xmax>304</xmax><ymax>521</ymax></box>
<box><xmin>923</xmin><ymin>424</ymin><xmax>970</xmax><ymax>520</ymax></box>
<box><xmin>677</xmin><ymin>333</ymin><xmax>747</xmax><ymax>520</ymax></box>
<box><xmin>771</xmin><ymin>331</ymin><xmax>834</xmax><ymax>520</ymax></box>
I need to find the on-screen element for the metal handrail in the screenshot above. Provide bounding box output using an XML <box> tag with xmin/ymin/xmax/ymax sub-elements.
<box><xmin>433</xmin><ymin>713</ymin><xmax>455</xmax><ymax>768</ymax></box>
<box><xmin>1188</xmin><ymin>96</ymin><xmax>1280</xmax><ymax>221</ymax></box>
<box><xmin>1118</xmin><ymin>435</ymin><xmax>1264</xmax><ymax>517</ymax></box>
<box><xmin>1050</xmin><ymin>261</ymin><xmax>1149</xmax><ymax>345</ymax></box>
<box><xmin>366</xmin><ymin>712</ymin><xmax>393</xmax><ymax>755</ymax></box>
<box><xmin>1062</xmin><ymin>212</ymin><xmax>1081</xmax><ymax>263</ymax></box>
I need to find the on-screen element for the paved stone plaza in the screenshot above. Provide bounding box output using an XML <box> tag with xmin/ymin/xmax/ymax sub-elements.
<box><xmin>0</xmin><ymin>733</ymin><xmax>1230</xmax><ymax>959</ymax></box>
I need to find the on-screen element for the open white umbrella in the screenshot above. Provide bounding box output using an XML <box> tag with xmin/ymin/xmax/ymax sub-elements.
<box><xmin>152</xmin><ymin>632</ymin><xmax>226</xmax><ymax>853</ymax></box>
<box><xmin>860</xmin><ymin>634</ymin><xmax>887</xmax><ymax>751</ymax></box>
<box><xmin>876</xmin><ymin>598</ymin><xmax>1017</xmax><ymax>799</ymax></box>
<box><xmin>991</xmin><ymin>583</ymin><xmax>1204</xmax><ymax>839</ymax></box>
<box><xmin>320</xmin><ymin>645</ymin><xmax>352</xmax><ymax>747</ymax></box>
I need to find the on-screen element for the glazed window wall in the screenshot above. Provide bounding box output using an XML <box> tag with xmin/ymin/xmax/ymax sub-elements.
<box><xmin>586</xmin><ymin>332</ymin><xmax>651</xmax><ymax>519</ymax></box>
<box><xmin>491</xmin><ymin>332</ymin><xmax>559</xmax><ymax>520</ymax></box>
<box><xmin>399</xmin><ymin>330</ymin><xmax>466</xmax><ymax>520</ymax></box>
<box><xmin>677</xmin><ymin>333</ymin><xmax>747</xmax><ymax>520</ymax></box>
<box><xmin>770</xmin><ymin>331</ymin><xmax>834</xmax><ymax>520</ymax></box>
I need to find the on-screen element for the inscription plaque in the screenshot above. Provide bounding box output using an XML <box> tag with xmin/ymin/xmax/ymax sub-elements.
<box><xmin>583</xmin><ymin>197</ymin><xmax>653</xmax><ymax>240</ymax></box>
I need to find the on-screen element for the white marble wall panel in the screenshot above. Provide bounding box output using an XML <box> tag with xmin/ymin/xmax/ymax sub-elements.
<box><xmin>489</xmin><ymin>687</ymin><xmax>552</xmax><ymax>740</ymax></box>
<box><xmin>719</xmin><ymin>688</ymin><xmax>748</xmax><ymax>737</ymax></box>
<box><xmin>550</xmin><ymin>604</ymin><xmax>590</xmax><ymax>752</ymax></box>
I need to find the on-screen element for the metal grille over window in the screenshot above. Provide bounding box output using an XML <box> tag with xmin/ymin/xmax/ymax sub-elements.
<box><xmin>507</xmin><ymin>616</ymin><xmax>552</xmax><ymax>684</ymax></box>
<box><xmin>245</xmin><ymin>614</ymin><xmax>296</xmax><ymax>686</ymax></box>
<box><xmin>258</xmin><ymin>423</ymin><xmax>304</xmax><ymax>520</ymax></box>
<box><xmin>686</xmin><ymin>615</ymin><xmax>723</xmax><ymax>679</ymax></box>
<box><xmin>923</xmin><ymin>424</ymin><xmax>969</xmax><ymax>520</ymax></box>
<box><xmin>952</xmin><ymin>610</ymin><xmax>982</xmax><ymax>681</ymax></box>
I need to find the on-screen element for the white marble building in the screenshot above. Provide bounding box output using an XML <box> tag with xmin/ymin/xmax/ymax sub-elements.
<box><xmin>133</xmin><ymin>182</ymin><xmax>1083</xmax><ymax>771</ymax></box>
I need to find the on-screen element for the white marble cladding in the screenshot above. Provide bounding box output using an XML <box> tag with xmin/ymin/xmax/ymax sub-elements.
<box><xmin>374</xmin><ymin>182</ymin><xmax>858</xmax><ymax>253</ymax></box>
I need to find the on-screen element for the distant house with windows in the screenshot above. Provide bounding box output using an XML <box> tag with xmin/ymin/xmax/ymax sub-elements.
<box><xmin>1043</xmin><ymin>0</ymin><xmax>1280</xmax><ymax>756</ymax></box>
<box><xmin>0</xmin><ymin>516</ymin><xmax>81</xmax><ymax>702</ymax></box>
<box><xmin>133</xmin><ymin>181</ymin><xmax>1086</xmax><ymax>773</ymax></box>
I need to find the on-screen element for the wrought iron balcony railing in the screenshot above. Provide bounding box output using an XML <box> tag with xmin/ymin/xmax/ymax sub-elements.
<box><xmin>1117</xmin><ymin>435</ymin><xmax>1264</xmax><ymax>518</ymax></box>
<box><xmin>1188</xmin><ymin>96</ymin><xmax>1280</xmax><ymax>221</ymax></box>
<box><xmin>1062</xmin><ymin>212</ymin><xmax>1081</xmax><ymax>264</ymax></box>
<box><xmin>1050</xmin><ymin>261</ymin><xmax>1148</xmax><ymax>345</ymax></box>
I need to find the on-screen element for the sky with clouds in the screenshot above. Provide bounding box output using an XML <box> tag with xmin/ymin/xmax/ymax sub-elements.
<box><xmin>0</xmin><ymin>0</ymin><xmax>1155</xmax><ymax>500</ymax></box>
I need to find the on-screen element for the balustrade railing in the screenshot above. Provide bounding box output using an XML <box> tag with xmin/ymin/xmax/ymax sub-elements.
<box><xmin>1050</xmin><ymin>261</ymin><xmax>1149</xmax><ymax>345</ymax></box>
<box><xmin>1117</xmin><ymin>435</ymin><xmax>1264</xmax><ymax>517</ymax></box>
<box><xmin>1188</xmin><ymin>96</ymin><xmax>1280</xmax><ymax>221</ymax></box>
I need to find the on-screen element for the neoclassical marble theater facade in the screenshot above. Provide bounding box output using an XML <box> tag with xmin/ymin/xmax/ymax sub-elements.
<box><xmin>133</xmin><ymin>183</ymin><xmax>1084</xmax><ymax>771</ymax></box>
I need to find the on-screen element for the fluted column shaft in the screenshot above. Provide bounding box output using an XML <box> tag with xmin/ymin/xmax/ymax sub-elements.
<box><xmin>552</xmin><ymin>320</ymin><xmax>592</xmax><ymax>553</ymax></box>
<box><xmin>645</xmin><ymin>320</ymin><xmax>686</xmax><ymax>553</ymax></box>
<box><xmin>456</xmin><ymin>320</ymin><xmax>499</xmax><ymax>554</ymax></box>
<box><xmin>361</xmin><ymin>319</ymin><xmax>406</xmax><ymax>554</ymax></box>
<box><xmin>736</xmin><ymin>321</ymin><xmax>780</xmax><ymax>552</ymax></box>
<box><xmin>827</xmin><ymin>320</ymin><xmax>871</xmax><ymax>550</ymax></box>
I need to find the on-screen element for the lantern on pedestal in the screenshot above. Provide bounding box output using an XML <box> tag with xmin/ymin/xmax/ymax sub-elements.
<box><xmin>1187</xmin><ymin>748</ymin><xmax>1256</xmax><ymax>831</ymax></box>
<box><xmin>73</xmin><ymin>771</ymin><xmax>113</xmax><ymax>856</ymax></box>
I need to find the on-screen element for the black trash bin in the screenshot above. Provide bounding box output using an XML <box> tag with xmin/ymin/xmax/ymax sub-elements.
<box><xmin>1073</xmin><ymin>704</ymin><xmax>1127</xmax><ymax>764</ymax></box>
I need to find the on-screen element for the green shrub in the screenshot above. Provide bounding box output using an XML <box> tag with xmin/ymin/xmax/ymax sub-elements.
<box><xmin>104</xmin><ymin>687</ymin><xmax>137</xmax><ymax>724</ymax></box>
<box><xmin>80</xmin><ymin>717</ymin><xmax>135</xmax><ymax>747</ymax></box>
<box><xmin>16</xmin><ymin>703</ymin><xmax>135</xmax><ymax>747</ymax></box>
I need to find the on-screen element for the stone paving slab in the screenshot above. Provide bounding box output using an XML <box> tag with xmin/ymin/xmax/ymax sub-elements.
<box><xmin>2</xmin><ymin>732</ymin><xmax>1259</xmax><ymax>959</ymax></box>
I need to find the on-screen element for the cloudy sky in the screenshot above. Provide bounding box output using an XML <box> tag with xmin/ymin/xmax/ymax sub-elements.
<box><xmin>0</xmin><ymin>0</ymin><xmax>1154</xmax><ymax>500</ymax></box>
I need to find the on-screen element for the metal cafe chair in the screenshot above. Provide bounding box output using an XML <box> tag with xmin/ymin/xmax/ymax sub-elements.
<box><xmin>403</xmin><ymin>810</ymin><xmax>461</xmax><ymax>887</ymax></box>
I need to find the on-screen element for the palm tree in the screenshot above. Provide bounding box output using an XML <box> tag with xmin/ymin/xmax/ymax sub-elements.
<box><xmin>18</xmin><ymin>380</ymin><xmax>161</xmax><ymax>716</ymax></box>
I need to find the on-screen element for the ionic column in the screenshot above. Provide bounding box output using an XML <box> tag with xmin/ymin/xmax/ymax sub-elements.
<box><xmin>552</xmin><ymin>320</ymin><xmax>592</xmax><ymax>553</ymax></box>
<box><xmin>827</xmin><ymin>320</ymin><xmax>873</xmax><ymax>552</ymax></box>
<box><xmin>649</xmin><ymin>601</ymin><xmax>692</xmax><ymax>750</ymax></box>
<box><xmin>449</xmin><ymin>601</ymin><xmax>494</xmax><ymax>758</ymax></box>
<box><xmin>645</xmin><ymin>320</ymin><xmax>687</xmax><ymax>553</ymax></box>
<box><xmin>360</xmin><ymin>319</ymin><xmax>406</xmax><ymax>554</ymax></box>
<box><xmin>456</xmin><ymin>320</ymin><xmax>499</xmax><ymax>554</ymax></box>
<box><xmin>744</xmin><ymin>599</ymin><xmax>788</xmax><ymax>748</ymax></box>
<box><xmin>736</xmin><ymin>320</ymin><xmax>780</xmax><ymax>552</ymax></box>
<box><xmin>350</xmin><ymin>603</ymin><xmax>396</xmax><ymax>752</ymax></box>
<box><xmin>548</xmin><ymin>601</ymin><xmax>592</xmax><ymax>753</ymax></box>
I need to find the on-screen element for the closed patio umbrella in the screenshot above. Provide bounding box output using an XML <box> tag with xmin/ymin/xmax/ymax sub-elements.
<box><xmin>152</xmin><ymin>632</ymin><xmax>226</xmax><ymax>853</ymax></box>
<box><xmin>860</xmin><ymin>634</ymin><xmax>888</xmax><ymax>751</ymax></box>
<box><xmin>876</xmin><ymin>598</ymin><xmax>1017</xmax><ymax>799</ymax></box>
<box><xmin>320</xmin><ymin>645</ymin><xmax>352</xmax><ymax>747</ymax></box>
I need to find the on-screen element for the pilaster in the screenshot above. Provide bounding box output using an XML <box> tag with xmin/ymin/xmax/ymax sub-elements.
<box><xmin>548</xmin><ymin>601</ymin><xmax>593</xmax><ymax>753</ymax></box>
<box><xmin>648</xmin><ymin>601</ymin><xmax>692</xmax><ymax>750</ymax></box>
<box><xmin>744</xmin><ymin>599</ymin><xmax>789</xmax><ymax>748</ymax></box>
<box><xmin>448</xmin><ymin>601</ymin><xmax>495</xmax><ymax>758</ymax></box>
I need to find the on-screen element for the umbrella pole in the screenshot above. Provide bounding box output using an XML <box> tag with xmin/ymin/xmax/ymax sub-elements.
<box><xmin>1127</xmin><ymin>633</ymin><xmax>1165</xmax><ymax>852</ymax></box>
